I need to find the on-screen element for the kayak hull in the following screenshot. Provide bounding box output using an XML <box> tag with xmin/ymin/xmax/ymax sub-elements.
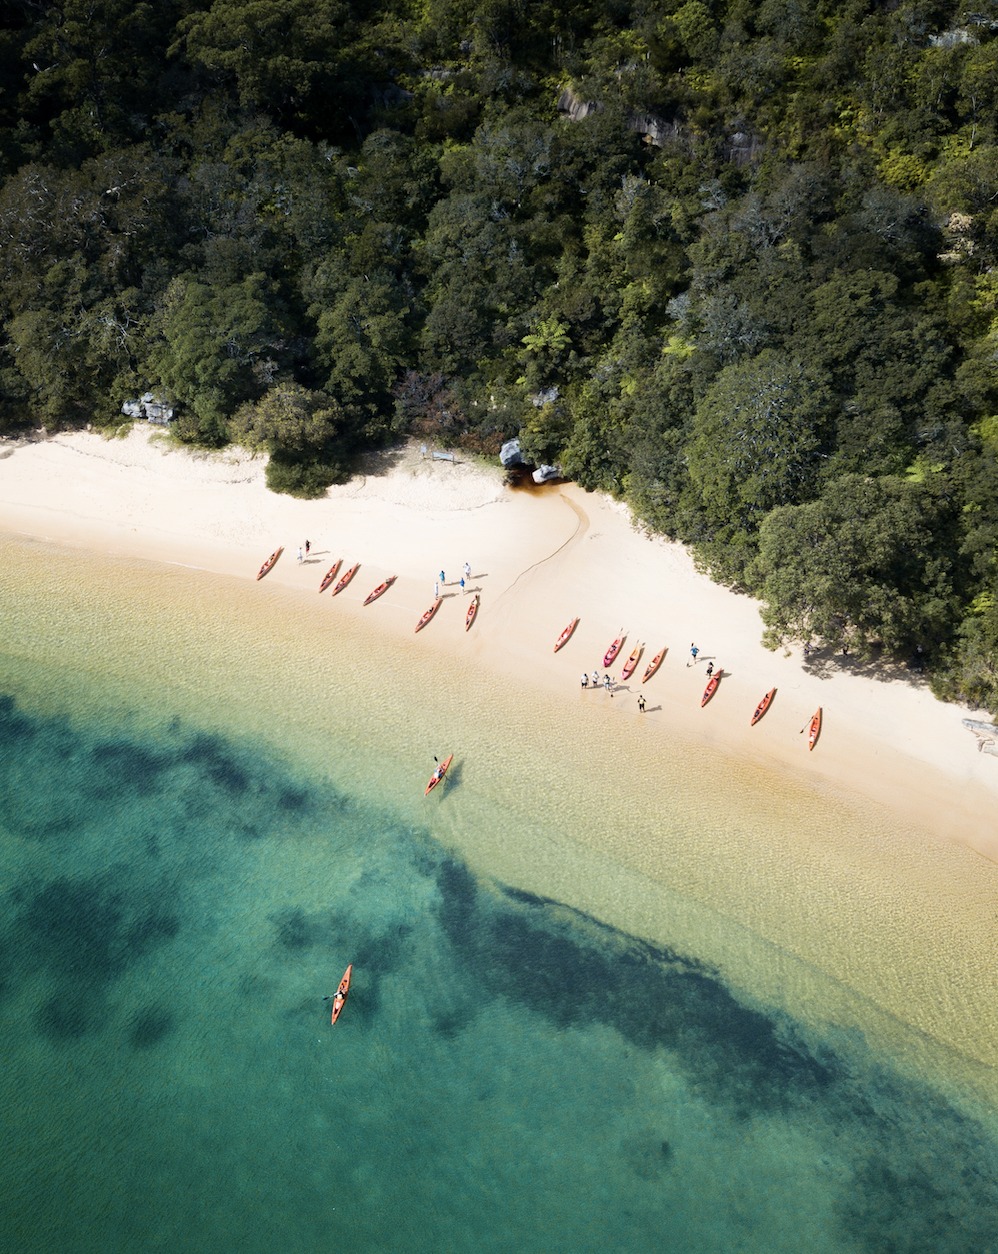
<box><xmin>750</xmin><ymin>687</ymin><xmax>776</xmax><ymax>725</ymax></box>
<box><xmin>363</xmin><ymin>576</ymin><xmax>396</xmax><ymax>605</ymax></box>
<box><xmin>466</xmin><ymin>594</ymin><xmax>480</xmax><ymax>631</ymax></box>
<box><xmin>319</xmin><ymin>560</ymin><xmax>341</xmax><ymax>593</ymax></box>
<box><xmin>332</xmin><ymin>563</ymin><xmax>359</xmax><ymax>595</ymax></box>
<box><xmin>603</xmin><ymin>635</ymin><xmax>625</xmax><ymax>668</ymax></box>
<box><xmin>553</xmin><ymin>617</ymin><xmax>579</xmax><ymax>652</ymax></box>
<box><xmin>620</xmin><ymin>645</ymin><xmax>643</xmax><ymax>681</ymax></box>
<box><xmin>256</xmin><ymin>546</ymin><xmax>283</xmax><ymax>580</ymax></box>
<box><xmin>808</xmin><ymin>708</ymin><xmax>822</xmax><ymax>751</ymax></box>
<box><xmin>701</xmin><ymin>671</ymin><xmax>721</xmax><ymax>706</ymax></box>
<box><xmin>330</xmin><ymin>963</ymin><xmax>353</xmax><ymax>1025</ymax></box>
<box><xmin>425</xmin><ymin>753</ymin><xmax>454</xmax><ymax>795</ymax></box>
<box><xmin>415</xmin><ymin>597</ymin><xmax>442</xmax><ymax>632</ymax></box>
<box><xmin>642</xmin><ymin>649</ymin><xmax>666</xmax><ymax>683</ymax></box>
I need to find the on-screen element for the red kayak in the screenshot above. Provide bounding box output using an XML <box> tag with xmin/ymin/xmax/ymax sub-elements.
<box><xmin>256</xmin><ymin>546</ymin><xmax>283</xmax><ymax>580</ymax></box>
<box><xmin>466</xmin><ymin>594</ymin><xmax>480</xmax><ymax>631</ymax></box>
<box><xmin>318</xmin><ymin>560</ymin><xmax>341</xmax><ymax>593</ymax></box>
<box><xmin>425</xmin><ymin>754</ymin><xmax>453</xmax><ymax>795</ymax></box>
<box><xmin>332</xmin><ymin>563</ymin><xmax>359</xmax><ymax>595</ymax></box>
<box><xmin>603</xmin><ymin>633</ymin><xmax>625</xmax><ymax>668</ymax></box>
<box><xmin>701</xmin><ymin>668</ymin><xmax>722</xmax><ymax>707</ymax></box>
<box><xmin>751</xmin><ymin>688</ymin><xmax>776</xmax><ymax>725</ymax></box>
<box><xmin>807</xmin><ymin>708</ymin><xmax>822</xmax><ymax>751</ymax></box>
<box><xmin>363</xmin><ymin>575</ymin><xmax>396</xmax><ymax>606</ymax></box>
<box><xmin>620</xmin><ymin>644</ymin><xmax>643</xmax><ymax>681</ymax></box>
<box><xmin>330</xmin><ymin>964</ymin><xmax>352</xmax><ymax>1025</ymax></box>
<box><xmin>642</xmin><ymin>648</ymin><xmax>666</xmax><ymax>683</ymax></box>
<box><xmin>553</xmin><ymin>617</ymin><xmax>579</xmax><ymax>652</ymax></box>
<box><xmin>415</xmin><ymin>597</ymin><xmax>442</xmax><ymax>632</ymax></box>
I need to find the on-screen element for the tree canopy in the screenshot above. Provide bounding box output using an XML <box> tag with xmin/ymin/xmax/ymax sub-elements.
<box><xmin>1</xmin><ymin>0</ymin><xmax>997</xmax><ymax>708</ymax></box>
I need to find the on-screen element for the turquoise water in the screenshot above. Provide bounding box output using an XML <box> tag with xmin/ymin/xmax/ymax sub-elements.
<box><xmin>3</xmin><ymin>683</ymin><xmax>998</xmax><ymax>1253</ymax></box>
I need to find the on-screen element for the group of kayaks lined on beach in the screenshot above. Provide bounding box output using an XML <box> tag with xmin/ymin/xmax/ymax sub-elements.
<box><xmin>563</xmin><ymin>619</ymin><xmax>822</xmax><ymax>751</ymax></box>
<box><xmin>258</xmin><ymin>546</ymin><xmax>823</xmax><ymax>1024</ymax></box>
<box><xmin>256</xmin><ymin>544</ymin><xmax>481</xmax><ymax>633</ymax></box>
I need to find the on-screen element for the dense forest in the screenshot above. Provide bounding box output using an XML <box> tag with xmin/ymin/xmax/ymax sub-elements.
<box><xmin>1</xmin><ymin>0</ymin><xmax>996</xmax><ymax>710</ymax></box>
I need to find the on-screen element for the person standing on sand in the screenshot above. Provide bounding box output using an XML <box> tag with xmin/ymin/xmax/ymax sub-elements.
<box><xmin>604</xmin><ymin>673</ymin><xmax>612</xmax><ymax>695</ymax></box>
<box><xmin>460</xmin><ymin>576</ymin><xmax>466</xmax><ymax>594</ymax></box>
<box><xmin>297</xmin><ymin>547</ymin><xmax>303</xmax><ymax>564</ymax></box>
<box><xmin>439</xmin><ymin>570</ymin><xmax>446</xmax><ymax>585</ymax></box>
<box><xmin>463</xmin><ymin>561</ymin><xmax>471</xmax><ymax>581</ymax></box>
<box><xmin>592</xmin><ymin>670</ymin><xmax>600</xmax><ymax>689</ymax></box>
<box><xmin>705</xmin><ymin>661</ymin><xmax>714</xmax><ymax>679</ymax></box>
<box><xmin>689</xmin><ymin>643</ymin><xmax>699</xmax><ymax>666</ymax></box>
<box><xmin>305</xmin><ymin>539</ymin><xmax>310</xmax><ymax>556</ymax></box>
<box><xmin>638</xmin><ymin>694</ymin><xmax>646</xmax><ymax>713</ymax></box>
<box><xmin>581</xmin><ymin>673</ymin><xmax>588</xmax><ymax>690</ymax></box>
<box><xmin>434</xmin><ymin>581</ymin><xmax>439</xmax><ymax>599</ymax></box>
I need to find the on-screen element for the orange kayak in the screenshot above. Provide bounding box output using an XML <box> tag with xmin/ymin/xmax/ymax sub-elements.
<box><xmin>415</xmin><ymin>597</ymin><xmax>442</xmax><ymax>632</ymax></box>
<box><xmin>620</xmin><ymin>644</ymin><xmax>643</xmax><ymax>681</ymax></box>
<box><xmin>603</xmin><ymin>634</ymin><xmax>625</xmax><ymax>668</ymax></box>
<box><xmin>256</xmin><ymin>546</ymin><xmax>283</xmax><ymax>580</ymax></box>
<box><xmin>319</xmin><ymin>560</ymin><xmax>341</xmax><ymax>593</ymax></box>
<box><xmin>751</xmin><ymin>688</ymin><xmax>776</xmax><ymax>725</ymax></box>
<box><xmin>363</xmin><ymin>575</ymin><xmax>396</xmax><ymax>605</ymax></box>
<box><xmin>701</xmin><ymin>669</ymin><xmax>721</xmax><ymax>707</ymax></box>
<box><xmin>330</xmin><ymin>964</ymin><xmax>352</xmax><ymax>1025</ymax></box>
<box><xmin>425</xmin><ymin>754</ymin><xmax>453</xmax><ymax>795</ymax></box>
<box><xmin>807</xmin><ymin>708</ymin><xmax>822</xmax><ymax>751</ymax></box>
<box><xmin>466</xmin><ymin>594</ymin><xmax>480</xmax><ymax>631</ymax></box>
<box><xmin>642</xmin><ymin>648</ymin><xmax>666</xmax><ymax>683</ymax></box>
<box><xmin>332</xmin><ymin>563</ymin><xmax>359</xmax><ymax>595</ymax></box>
<box><xmin>554</xmin><ymin>617</ymin><xmax>579</xmax><ymax>652</ymax></box>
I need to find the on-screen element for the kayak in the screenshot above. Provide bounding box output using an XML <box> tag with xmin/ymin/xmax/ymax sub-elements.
<box><xmin>553</xmin><ymin>617</ymin><xmax>579</xmax><ymax>652</ymax></box>
<box><xmin>330</xmin><ymin>964</ymin><xmax>352</xmax><ymax>1025</ymax></box>
<box><xmin>256</xmin><ymin>546</ymin><xmax>283</xmax><ymax>580</ymax></box>
<box><xmin>425</xmin><ymin>753</ymin><xmax>453</xmax><ymax>795</ymax></box>
<box><xmin>750</xmin><ymin>687</ymin><xmax>776</xmax><ymax>725</ymax></box>
<box><xmin>642</xmin><ymin>648</ymin><xmax>666</xmax><ymax>683</ymax></box>
<box><xmin>332</xmin><ymin>563</ymin><xmax>359</xmax><ymax>595</ymax></box>
<box><xmin>363</xmin><ymin>575</ymin><xmax>396</xmax><ymax>605</ymax></box>
<box><xmin>318</xmin><ymin>559</ymin><xmax>341</xmax><ymax>593</ymax></box>
<box><xmin>465</xmin><ymin>593</ymin><xmax>480</xmax><ymax>631</ymax></box>
<box><xmin>620</xmin><ymin>644</ymin><xmax>643</xmax><ymax>681</ymax></box>
<box><xmin>415</xmin><ymin>597</ymin><xmax>442</xmax><ymax>632</ymax></box>
<box><xmin>701</xmin><ymin>669</ymin><xmax>721</xmax><ymax>707</ymax></box>
<box><xmin>602</xmin><ymin>634</ymin><xmax>625</xmax><ymax>668</ymax></box>
<box><xmin>807</xmin><ymin>708</ymin><xmax>822</xmax><ymax>751</ymax></box>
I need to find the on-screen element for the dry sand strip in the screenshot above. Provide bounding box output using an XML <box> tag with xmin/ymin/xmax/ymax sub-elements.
<box><xmin>1</xmin><ymin>424</ymin><xmax>996</xmax><ymax>859</ymax></box>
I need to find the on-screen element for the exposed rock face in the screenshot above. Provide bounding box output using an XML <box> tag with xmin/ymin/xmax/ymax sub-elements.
<box><xmin>122</xmin><ymin>392</ymin><xmax>174</xmax><ymax>424</ymax></box>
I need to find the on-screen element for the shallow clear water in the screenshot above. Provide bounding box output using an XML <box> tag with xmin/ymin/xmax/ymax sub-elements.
<box><xmin>3</xmin><ymin>537</ymin><xmax>998</xmax><ymax>1252</ymax></box>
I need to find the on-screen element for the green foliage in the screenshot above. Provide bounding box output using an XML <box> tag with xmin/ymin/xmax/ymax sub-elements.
<box><xmin>0</xmin><ymin>0</ymin><xmax>996</xmax><ymax>696</ymax></box>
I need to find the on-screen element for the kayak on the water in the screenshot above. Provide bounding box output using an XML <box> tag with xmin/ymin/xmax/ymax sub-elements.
<box><xmin>329</xmin><ymin>964</ymin><xmax>352</xmax><ymax>1025</ymax></box>
<box><xmin>466</xmin><ymin>594</ymin><xmax>480</xmax><ymax>631</ymax></box>
<box><xmin>554</xmin><ymin>617</ymin><xmax>579</xmax><ymax>652</ymax></box>
<box><xmin>425</xmin><ymin>754</ymin><xmax>454</xmax><ymax>795</ymax></box>
<box><xmin>620</xmin><ymin>644</ymin><xmax>643</xmax><ymax>681</ymax></box>
<box><xmin>332</xmin><ymin>563</ymin><xmax>359</xmax><ymax>595</ymax></box>
<box><xmin>751</xmin><ymin>688</ymin><xmax>776</xmax><ymax>725</ymax></box>
<box><xmin>642</xmin><ymin>648</ymin><xmax>666</xmax><ymax>683</ymax></box>
<box><xmin>256</xmin><ymin>546</ymin><xmax>283</xmax><ymax>580</ymax></box>
<box><xmin>318</xmin><ymin>560</ymin><xmax>341</xmax><ymax>593</ymax></box>
<box><xmin>603</xmin><ymin>633</ymin><xmax>625</xmax><ymax>668</ymax></box>
<box><xmin>363</xmin><ymin>575</ymin><xmax>396</xmax><ymax>605</ymax></box>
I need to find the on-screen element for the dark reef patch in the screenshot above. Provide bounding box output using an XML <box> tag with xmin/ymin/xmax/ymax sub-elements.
<box><xmin>128</xmin><ymin>1007</ymin><xmax>174</xmax><ymax>1050</ymax></box>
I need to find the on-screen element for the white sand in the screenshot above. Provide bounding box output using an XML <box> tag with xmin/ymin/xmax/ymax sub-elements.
<box><xmin>1</xmin><ymin>424</ymin><xmax>996</xmax><ymax>859</ymax></box>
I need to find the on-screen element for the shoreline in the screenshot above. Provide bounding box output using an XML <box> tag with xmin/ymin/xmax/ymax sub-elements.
<box><xmin>1</xmin><ymin>425</ymin><xmax>996</xmax><ymax>863</ymax></box>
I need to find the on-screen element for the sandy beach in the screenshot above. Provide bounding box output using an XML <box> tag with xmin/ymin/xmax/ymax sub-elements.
<box><xmin>1</xmin><ymin>424</ymin><xmax>995</xmax><ymax>861</ymax></box>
